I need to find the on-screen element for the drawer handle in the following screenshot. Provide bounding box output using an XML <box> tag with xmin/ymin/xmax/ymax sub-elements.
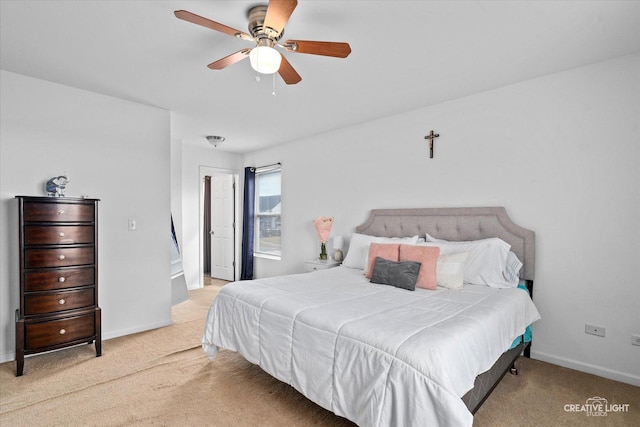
<box><xmin>59</xmin><ymin>277</ymin><xmax>66</xmax><ymax>283</ymax></box>
<box><xmin>59</xmin><ymin>329</ymin><xmax>66</xmax><ymax>335</ymax></box>
<box><xmin>59</xmin><ymin>232</ymin><xmax>65</xmax><ymax>237</ymax></box>
<box><xmin>58</xmin><ymin>210</ymin><xmax>65</xmax><ymax>215</ymax></box>
<box><xmin>59</xmin><ymin>299</ymin><xmax>66</xmax><ymax>305</ymax></box>
<box><xmin>58</xmin><ymin>255</ymin><xmax>66</xmax><ymax>260</ymax></box>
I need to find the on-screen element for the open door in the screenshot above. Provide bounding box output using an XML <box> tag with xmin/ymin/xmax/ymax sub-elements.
<box><xmin>210</xmin><ymin>174</ymin><xmax>235</xmax><ymax>281</ymax></box>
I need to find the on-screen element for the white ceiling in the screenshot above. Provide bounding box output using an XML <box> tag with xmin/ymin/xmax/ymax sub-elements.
<box><xmin>1</xmin><ymin>1</ymin><xmax>639</xmax><ymax>153</ymax></box>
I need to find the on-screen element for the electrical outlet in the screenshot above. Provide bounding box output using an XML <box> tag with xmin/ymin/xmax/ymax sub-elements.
<box><xmin>585</xmin><ymin>324</ymin><xmax>605</xmax><ymax>337</ymax></box>
<box><xmin>632</xmin><ymin>334</ymin><xmax>640</xmax><ymax>346</ymax></box>
<box><xmin>128</xmin><ymin>218</ymin><xmax>137</xmax><ymax>231</ymax></box>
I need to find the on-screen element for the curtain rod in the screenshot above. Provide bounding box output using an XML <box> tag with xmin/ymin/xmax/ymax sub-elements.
<box><xmin>251</xmin><ymin>162</ymin><xmax>281</xmax><ymax>173</ymax></box>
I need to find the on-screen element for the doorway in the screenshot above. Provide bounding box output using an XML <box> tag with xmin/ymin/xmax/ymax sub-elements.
<box><xmin>200</xmin><ymin>167</ymin><xmax>240</xmax><ymax>287</ymax></box>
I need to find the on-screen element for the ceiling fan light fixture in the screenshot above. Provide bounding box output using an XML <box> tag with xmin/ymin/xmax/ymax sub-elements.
<box><xmin>249</xmin><ymin>45</ymin><xmax>282</xmax><ymax>74</ymax></box>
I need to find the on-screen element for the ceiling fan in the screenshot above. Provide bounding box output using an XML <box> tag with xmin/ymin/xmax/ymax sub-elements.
<box><xmin>174</xmin><ymin>0</ymin><xmax>351</xmax><ymax>85</ymax></box>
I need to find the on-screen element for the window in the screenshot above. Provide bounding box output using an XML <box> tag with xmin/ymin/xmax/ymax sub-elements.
<box><xmin>254</xmin><ymin>167</ymin><xmax>281</xmax><ymax>258</ymax></box>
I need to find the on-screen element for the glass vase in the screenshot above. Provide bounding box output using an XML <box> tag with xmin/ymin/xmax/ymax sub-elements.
<box><xmin>319</xmin><ymin>242</ymin><xmax>328</xmax><ymax>260</ymax></box>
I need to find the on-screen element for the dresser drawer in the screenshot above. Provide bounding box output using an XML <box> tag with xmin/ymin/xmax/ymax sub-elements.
<box><xmin>25</xmin><ymin>267</ymin><xmax>95</xmax><ymax>292</ymax></box>
<box><xmin>25</xmin><ymin>225</ymin><xmax>94</xmax><ymax>245</ymax></box>
<box><xmin>23</xmin><ymin>202</ymin><xmax>94</xmax><ymax>223</ymax></box>
<box><xmin>25</xmin><ymin>247</ymin><xmax>94</xmax><ymax>268</ymax></box>
<box><xmin>25</xmin><ymin>313</ymin><xmax>95</xmax><ymax>350</ymax></box>
<box><xmin>25</xmin><ymin>288</ymin><xmax>95</xmax><ymax>315</ymax></box>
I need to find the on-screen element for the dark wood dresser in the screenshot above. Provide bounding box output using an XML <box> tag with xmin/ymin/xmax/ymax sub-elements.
<box><xmin>15</xmin><ymin>196</ymin><xmax>101</xmax><ymax>376</ymax></box>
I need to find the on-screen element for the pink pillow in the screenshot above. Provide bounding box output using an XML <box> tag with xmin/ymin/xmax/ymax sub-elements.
<box><xmin>399</xmin><ymin>244</ymin><xmax>440</xmax><ymax>290</ymax></box>
<box><xmin>365</xmin><ymin>243</ymin><xmax>400</xmax><ymax>278</ymax></box>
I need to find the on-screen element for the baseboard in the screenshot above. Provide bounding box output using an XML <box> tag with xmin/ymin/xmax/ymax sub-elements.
<box><xmin>101</xmin><ymin>318</ymin><xmax>173</xmax><ymax>341</ymax></box>
<box><xmin>532</xmin><ymin>350</ymin><xmax>640</xmax><ymax>387</ymax></box>
<box><xmin>0</xmin><ymin>351</ymin><xmax>14</xmax><ymax>364</ymax></box>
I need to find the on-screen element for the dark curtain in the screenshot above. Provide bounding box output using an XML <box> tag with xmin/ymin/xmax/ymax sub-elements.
<box><xmin>203</xmin><ymin>176</ymin><xmax>211</xmax><ymax>275</ymax></box>
<box><xmin>240</xmin><ymin>167</ymin><xmax>255</xmax><ymax>280</ymax></box>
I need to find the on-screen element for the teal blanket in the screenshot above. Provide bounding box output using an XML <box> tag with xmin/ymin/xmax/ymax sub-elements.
<box><xmin>510</xmin><ymin>283</ymin><xmax>532</xmax><ymax>349</ymax></box>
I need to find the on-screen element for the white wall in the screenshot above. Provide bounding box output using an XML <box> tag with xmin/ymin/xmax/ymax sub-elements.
<box><xmin>180</xmin><ymin>143</ymin><xmax>243</xmax><ymax>289</ymax></box>
<box><xmin>243</xmin><ymin>54</ymin><xmax>640</xmax><ymax>386</ymax></box>
<box><xmin>0</xmin><ymin>71</ymin><xmax>172</xmax><ymax>363</ymax></box>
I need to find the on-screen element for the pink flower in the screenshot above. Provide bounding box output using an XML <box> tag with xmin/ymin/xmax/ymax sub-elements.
<box><xmin>313</xmin><ymin>216</ymin><xmax>334</xmax><ymax>243</ymax></box>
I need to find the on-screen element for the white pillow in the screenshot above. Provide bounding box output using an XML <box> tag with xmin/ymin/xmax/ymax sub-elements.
<box><xmin>420</xmin><ymin>237</ymin><xmax>521</xmax><ymax>288</ymax></box>
<box><xmin>505</xmin><ymin>251</ymin><xmax>523</xmax><ymax>283</ymax></box>
<box><xmin>436</xmin><ymin>251</ymin><xmax>469</xmax><ymax>289</ymax></box>
<box><xmin>342</xmin><ymin>233</ymin><xmax>419</xmax><ymax>270</ymax></box>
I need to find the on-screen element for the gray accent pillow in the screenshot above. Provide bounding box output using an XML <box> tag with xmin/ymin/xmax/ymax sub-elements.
<box><xmin>370</xmin><ymin>257</ymin><xmax>421</xmax><ymax>291</ymax></box>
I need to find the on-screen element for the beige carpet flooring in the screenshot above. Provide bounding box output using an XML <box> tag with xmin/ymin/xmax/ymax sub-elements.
<box><xmin>1</xmin><ymin>283</ymin><xmax>638</xmax><ymax>426</ymax></box>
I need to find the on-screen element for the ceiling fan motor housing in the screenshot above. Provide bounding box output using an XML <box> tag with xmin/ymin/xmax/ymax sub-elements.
<box><xmin>247</xmin><ymin>5</ymin><xmax>283</xmax><ymax>43</ymax></box>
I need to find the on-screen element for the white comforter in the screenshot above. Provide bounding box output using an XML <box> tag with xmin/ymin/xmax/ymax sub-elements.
<box><xmin>202</xmin><ymin>267</ymin><xmax>540</xmax><ymax>427</ymax></box>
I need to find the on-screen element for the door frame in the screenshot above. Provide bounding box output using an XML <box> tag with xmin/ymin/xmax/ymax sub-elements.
<box><xmin>198</xmin><ymin>166</ymin><xmax>241</xmax><ymax>288</ymax></box>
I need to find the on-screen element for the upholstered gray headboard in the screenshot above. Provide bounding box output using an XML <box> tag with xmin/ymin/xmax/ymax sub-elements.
<box><xmin>355</xmin><ymin>207</ymin><xmax>535</xmax><ymax>281</ymax></box>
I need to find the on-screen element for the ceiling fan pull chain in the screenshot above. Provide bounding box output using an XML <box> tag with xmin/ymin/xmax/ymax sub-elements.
<box><xmin>272</xmin><ymin>73</ymin><xmax>277</xmax><ymax>96</ymax></box>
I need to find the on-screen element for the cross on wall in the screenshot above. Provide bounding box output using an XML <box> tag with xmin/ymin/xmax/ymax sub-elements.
<box><xmin>424</xmin><ymin>130</ymin><xmax>440</xmax><ymax>158</ymax></box>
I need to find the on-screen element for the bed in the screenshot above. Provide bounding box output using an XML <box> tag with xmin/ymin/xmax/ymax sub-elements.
<box><xmin>202</xmin><ymin>207</ymin><xmax>540</xmax><ymax>426</ymax></box>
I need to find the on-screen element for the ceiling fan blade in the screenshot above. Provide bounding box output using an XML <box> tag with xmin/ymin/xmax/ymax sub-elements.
<box><xmin>174</xmin><ymin>10</ymin><xmax>252</xmax><ymax>40</ymax></box>
<box><xmin>283</xmin><ymin>40</ymin><xmax>351</xmax><ymax>58</ymax></box>
<box><xmin>264</xmin><ymin>0</ymin><xmax>298</xmax><ymax>37</ymax></box>
<box><xmin>207</xmin><ymin>49</ymin><xmax>251</xmax><ymax>70</ymax></box>
<box><xmin>278</xmin><ymin>54</ymin><xmax>302</xmax><ymax>85</ymax></box>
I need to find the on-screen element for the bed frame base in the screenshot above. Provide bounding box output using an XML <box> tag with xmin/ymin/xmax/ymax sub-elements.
<box><xmin>462</xmin><ymin>341</ymin><xmax>530</xmax><ymax>414</ymax></box>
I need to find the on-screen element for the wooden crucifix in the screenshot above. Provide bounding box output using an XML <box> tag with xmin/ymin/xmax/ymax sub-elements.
<box><xmin>424</xmin><ymin>130</ymin><xmax>440</xmax><ymax>158</ymax></box>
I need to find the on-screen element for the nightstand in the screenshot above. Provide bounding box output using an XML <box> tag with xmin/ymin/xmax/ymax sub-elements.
<box><xmin>304</xmin><ymin>259</ymin><xmax>341</xmax><ymax>272</ymax></box>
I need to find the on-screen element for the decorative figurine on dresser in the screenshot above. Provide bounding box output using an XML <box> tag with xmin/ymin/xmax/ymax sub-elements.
<box><xmin>14</xmin><ymin>196</ymin><xmax>101</xmax><ymax>376</ymax></box>
<box><xmin>45</xmin><ymin>172</ymin><xmax>70</xmax><ymax>197</ymax></box>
